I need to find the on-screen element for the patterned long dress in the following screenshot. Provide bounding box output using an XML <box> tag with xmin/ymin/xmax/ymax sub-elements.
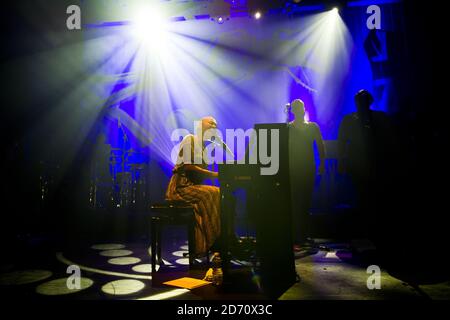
<box><xmin>165</xmin><ymin>134</ymin><xmax>221</xmax><ymax>255</ymax></box>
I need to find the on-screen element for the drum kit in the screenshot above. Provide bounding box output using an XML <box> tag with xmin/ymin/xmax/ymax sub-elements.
<box><xmin>89</xmin><ymin>147</ymin><xmax>148</xmax><ymax>210</ymax></box>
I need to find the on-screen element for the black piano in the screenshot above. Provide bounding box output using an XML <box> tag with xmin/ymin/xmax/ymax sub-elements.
<box><xmin>218</xmin><ymin>123</ymin><xmax>297</xmax><ymax>299</ymax></box>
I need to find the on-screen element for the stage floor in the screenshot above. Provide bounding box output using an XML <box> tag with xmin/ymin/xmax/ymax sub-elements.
<box><xmin>1</xmin><ymin>233</ymin><xmax>449</xmax><ymax>300</ymax></box>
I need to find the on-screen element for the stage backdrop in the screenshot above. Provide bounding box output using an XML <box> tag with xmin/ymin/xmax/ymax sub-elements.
<box><xmin>73</xmin><ymin>0</ymin><xmax>406</xmax><ymax>203</ymax></box>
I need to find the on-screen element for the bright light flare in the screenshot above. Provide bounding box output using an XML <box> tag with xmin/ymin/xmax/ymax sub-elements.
<box><xmin>131</xmin><ymin>6</ymin><xmax>168</xmax><ymax>46</ymax></box>
<box><xmin>254</xmin><ymin>12</ymin><xmax>262</xmax><ymax>19</ymax></box>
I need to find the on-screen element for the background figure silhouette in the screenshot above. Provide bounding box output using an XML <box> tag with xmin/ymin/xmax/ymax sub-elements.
<box><xmin>288</xmin><ymin>99</ymin><xmax>325</xmax><ymax>246</ymax></box>
<box><xmin>338</xmin><ymin>90</ymin><xmax>397</xmax><ymax>239</ymax></box>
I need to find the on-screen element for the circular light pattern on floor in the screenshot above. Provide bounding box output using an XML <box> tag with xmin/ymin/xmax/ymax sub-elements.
<box><xmin>91</xmin><ymin>243</ymin><xmax>125</xmax><ymax>250</ymax></box>
<box><xmin>172</xmin><ymin>250</ymin><xmax>188</xmax><ymax>257</ymax></box>
<box><xmin>175</xmin><ymin>258</ymin><xmax>189</xmax><ymax>265</ymax></box>
<box><xmin>132</xmin><ymin>264</ymin><xmax>159</xmax><ymax>273</ymax></box>
<box><xmin>99</xmin><ymin>249</ymin><xmax>133</xmax><ymax>257</ymax></box>
<box><xmin>179</xmin><ymin>245</ymin><xmax>188</xmax><ymax>251</ymax></box>
<box><xmin>36</xmin><ymin>278</ymin><xmax>94</xmax><ymax>295</ymax></box>
<box><xmin>0</xmin><ymin>270</ymin><xmax>52</xmax><ymax>286</ymax></box>
<box><xmin>108</xmin><ymin>257</ymin><xmax>141</xmax><ymax>266</ymax></box>
<box><xmin>101</xmin><ymin>279</ymin><xmax>145</xmax><ymax>295</ymax></box>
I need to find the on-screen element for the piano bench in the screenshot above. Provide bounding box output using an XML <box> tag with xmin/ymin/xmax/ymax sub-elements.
<box><xmin>150</xmin><ymin>201</ymin><xmax>198</xmax><ymax>274</ymax></box>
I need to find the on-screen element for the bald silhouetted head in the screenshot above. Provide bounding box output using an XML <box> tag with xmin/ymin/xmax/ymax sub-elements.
<box><xmin>355</xmin><ymin>90</ymin><xmax>374</xmax><ymax>113</ymax></box>
<box><xmin>291</xmin><ymin>99</ymin><xmax>306</xmax><ymax>122</ymax></box>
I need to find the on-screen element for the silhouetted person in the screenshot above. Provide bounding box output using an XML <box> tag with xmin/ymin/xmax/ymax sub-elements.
<box><xmin>338</xmin><ymin>90</ymin><xmax>396</xmax><ymax>238</ymax></box>
<box><xmin>288</xmin><ymin>99</ymin><xmax>325</xmax><ymax>246</ymax></box>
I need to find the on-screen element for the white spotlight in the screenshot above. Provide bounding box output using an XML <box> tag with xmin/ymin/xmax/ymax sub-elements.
<box><xmin>331</xmin><ymin>7</ymin><xmax>339</xmax><ymax>14</ymax></box>
<box><xmin>132</xmin><ymin>7</ymin><xmax>167</xmax><ymax>44</ymax></box>
<box><xmin>254</xmin><ymin>11</ymin><xmax>262</xmax><ymax>19</ymax></box>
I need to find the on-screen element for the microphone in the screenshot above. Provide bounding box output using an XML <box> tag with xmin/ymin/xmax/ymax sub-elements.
<box><xmin>211</xmin><ymin>136</ymin><xmax>234</xmax><ymax>158</ymax></box>
<box><xmin>285</xmin><ymin>103</ymin><xmax>291</xmax><ymax>124</ymax></box>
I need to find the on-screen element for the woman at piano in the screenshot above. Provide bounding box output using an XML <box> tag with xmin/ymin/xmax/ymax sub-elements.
<box><xmin>166</xmin><ymin>116</ymin><xmax>221</xmax><ymax>256</ymax></box>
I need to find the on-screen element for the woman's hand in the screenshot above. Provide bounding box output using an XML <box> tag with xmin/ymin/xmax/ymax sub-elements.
<box><xmin>211</xmin><ymin>171</ymin><xmax>219</xmax><ymax>178</ymax></box>
<box><xmin>184</xmin><ymin>164</ymin><xmax>218</xmax><ymax>178</ymax></box>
